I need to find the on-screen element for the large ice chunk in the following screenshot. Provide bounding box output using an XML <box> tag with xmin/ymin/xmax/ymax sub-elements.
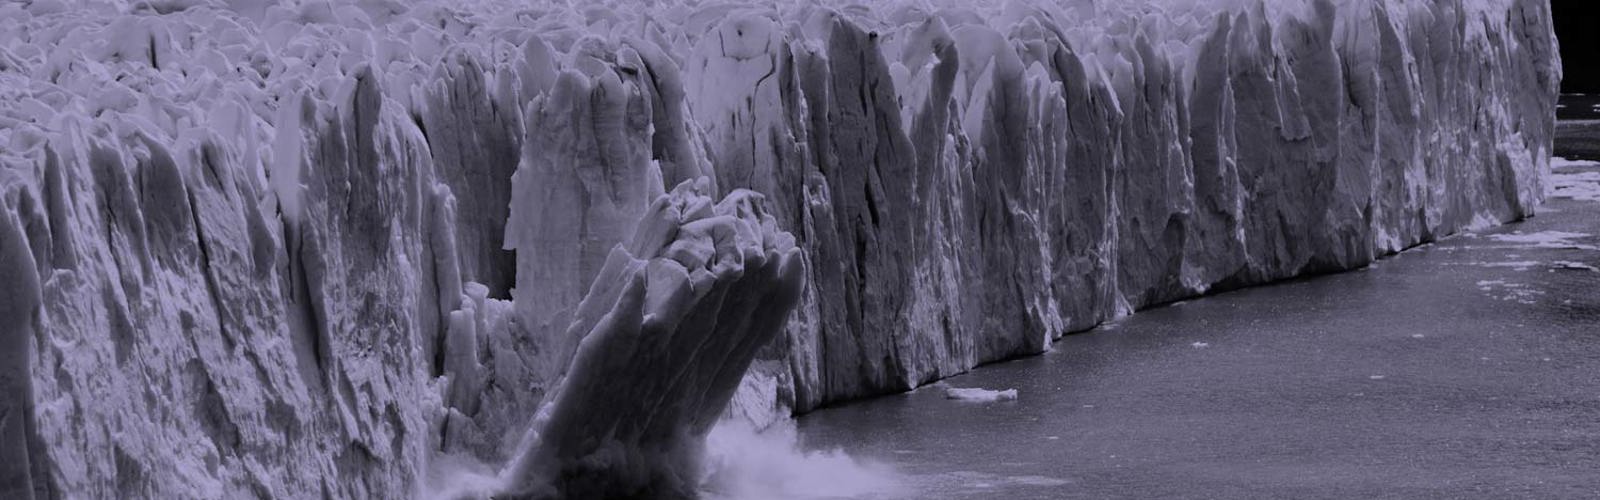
<box><xmin>504</xmin><ymin>181</ymin><xmax>805</xmax><ymax>499</ymax></box>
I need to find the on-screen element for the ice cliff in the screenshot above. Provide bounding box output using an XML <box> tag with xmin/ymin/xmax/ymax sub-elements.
<box><xmin>0</xmin><ymin>0</ymin><xmax>1559</xmax><ymax>497</ymax></box>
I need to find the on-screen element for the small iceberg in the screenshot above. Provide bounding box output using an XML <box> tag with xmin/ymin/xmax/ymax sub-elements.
<box><xmin>940</xmin><ymin>384</ymin><xmax>1019</xmax><ymax>403</ymax></box>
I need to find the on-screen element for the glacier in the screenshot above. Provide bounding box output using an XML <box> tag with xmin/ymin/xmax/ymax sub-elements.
<box><xmin>0</xmin><ymin>0</ymin><xmax>1559</xmax><ymax>497</ymax></box>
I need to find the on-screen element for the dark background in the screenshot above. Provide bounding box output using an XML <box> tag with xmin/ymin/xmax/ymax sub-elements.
<box><xmin>1555</xmin><ymin>0</ymin><xmax>1600</xmax><ymax>94</ymax></box>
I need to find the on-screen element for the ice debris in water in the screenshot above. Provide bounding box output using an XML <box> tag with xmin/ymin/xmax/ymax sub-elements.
<box><xmin>1474</xmin><ymin>280</ymin><xmax>1546</xmax><ymax>304</ymax></box>
<box><xmin>1553</xmin><ymin>261</ymin><xmax>1599</xmax><ymax>272</ymax></box>
<box><xmin>941</xmin><ymin>384</ymin><xmax>1019</xmax><ymax>403</ymax></box>
<box><xmin>1547</xmin><ymin>157</ymin><xmax>1600</xmax><ymax>202</ymax></box>
<box><xmin>1487</xmin><ymin>231</ymin><xmax>1599</xmax><ymax>251</ymax></box>
<box><xmin>1551</xmin><ymin>157</ymin><xmax>1600</xmax><ymax>169</ymax></box>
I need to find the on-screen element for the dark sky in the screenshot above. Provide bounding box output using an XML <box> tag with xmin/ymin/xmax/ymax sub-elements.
<box><xmin>1554</xmin><ymin>0</ymin><xmax>1600</xmax><ymax>93</ymax></box>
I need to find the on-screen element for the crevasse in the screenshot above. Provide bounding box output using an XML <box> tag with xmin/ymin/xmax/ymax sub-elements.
<box><xmin>0</xmin><ymin>0</ymin><xmax>1559</xmax><ymax>497</ymax></box>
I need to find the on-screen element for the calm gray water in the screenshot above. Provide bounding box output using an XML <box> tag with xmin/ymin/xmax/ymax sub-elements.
<box><xmin>793</xmin><ymin>164</ymin><xmax>1600</xmax><ymax>499</ymax></box>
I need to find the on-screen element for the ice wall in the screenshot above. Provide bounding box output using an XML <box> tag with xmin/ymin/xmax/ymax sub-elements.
<box><xmin>0</xmin><ymin>0</ymin><xmax>1559</xmax><ymax>496</ymax></box>
<box><xmin>671</xmin><ymin>0</ymin><xmax>1560</xmax><ymax>409</ymax></box>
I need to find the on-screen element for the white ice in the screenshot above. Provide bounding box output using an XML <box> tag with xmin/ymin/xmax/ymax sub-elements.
<box><xmin>941</xmin><ymin>385</ymin><xmax>1020</xmax><ymax>403</ymax></box>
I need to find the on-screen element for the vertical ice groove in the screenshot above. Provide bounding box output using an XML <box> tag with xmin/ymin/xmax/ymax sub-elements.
<box><xmin>0</xmin><ymin>207</ymin><xmax>44</xmax><ymax>500</ymax></box>
<box><xmin>419</xmin><ymin>49</ymin><xmax>519</xmax><ymax>299</ymax></box>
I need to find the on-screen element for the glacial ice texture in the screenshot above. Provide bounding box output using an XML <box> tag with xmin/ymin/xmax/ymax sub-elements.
<box><xmin>0</xmin><ymin>0</ymin><xmax>1559</xmax><ymax>496</ymax></box>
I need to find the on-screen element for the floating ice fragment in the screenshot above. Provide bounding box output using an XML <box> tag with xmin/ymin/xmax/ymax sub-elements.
<box><xmin>941</xmin><ymin>385</ymin><xmax>1018</xmax><ymax>403</ymax></box>
<box><xmin>1553</xmin><ymin>261</ymin><xmax>1599</xmax><ymax>272</ymax></box>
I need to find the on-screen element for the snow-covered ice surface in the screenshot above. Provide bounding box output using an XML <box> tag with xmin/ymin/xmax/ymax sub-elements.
<box><xmin>0</xmin><ymin>0</ymin><xmax>1560</xmax><ymax>497</ymax></box>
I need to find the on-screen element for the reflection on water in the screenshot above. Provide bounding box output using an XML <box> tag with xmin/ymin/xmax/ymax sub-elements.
<box><xmin>784</xmin><ymin>162</ymin><xmax>1600</xmax><ymax>498</ymax></box>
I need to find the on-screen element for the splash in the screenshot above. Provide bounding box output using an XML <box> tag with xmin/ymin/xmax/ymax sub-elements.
<box><xmin>700</xmin><ymin>420</ymin><xmax>904</xmax><ymax>500</ymax></box>
<box><xmin>421</xmin><ymin>451</ymin><xmax>507</xmax><ymax>500</ymax></box>
<box><xmin>423</xmin><ymin>417</ymin><xmax>903</xmax><ymax>499</ymax></box>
